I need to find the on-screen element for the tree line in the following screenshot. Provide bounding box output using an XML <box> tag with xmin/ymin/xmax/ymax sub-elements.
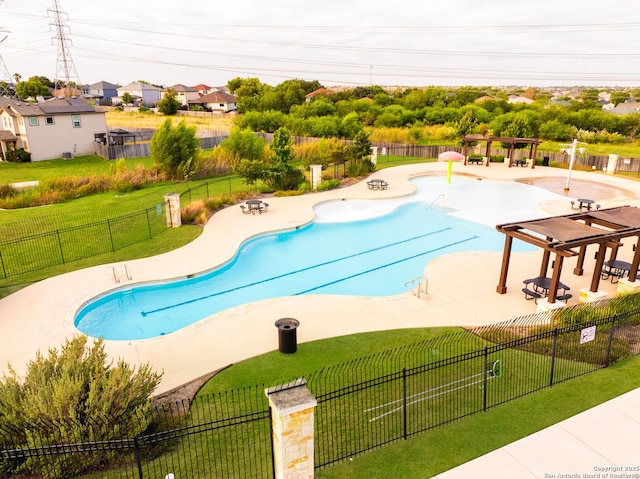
<box><xmin>226</xmin><ymin>78</ymin><xmax>640</xmax><ymax>144</ymax></box>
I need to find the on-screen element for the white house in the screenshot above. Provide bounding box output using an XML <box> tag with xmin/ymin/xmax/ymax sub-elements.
<box><xmin>188</xmin><ymin>91</ymin><xmax>237</xmax><ymax>112</ymax></box>
<box><xmin>115</xmin><ymin>82</ymin><xmax>162</xmax><ymax>106</ymax></box>
<box><xmin>0</xmin><ymin>97</ymin><xmax>107</xmax><ymax>161</ymax></box>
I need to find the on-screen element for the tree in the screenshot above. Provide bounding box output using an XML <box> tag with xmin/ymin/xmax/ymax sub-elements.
<box><xmin>150</xmin><ymin>119</ymin><xmax>200</xmax><ymax>179</ymax></box>
<box><xmin>15</xmin><ymin>79</ymin><xmax>50</xmax><ymax>100</ymax></box>
<box><xmin>266</xmin><ymin>127</ymin><xmax>304</xmax><ymax>190</ymax></box>
<box><xmin>219</xmin><ymin>127</ymin><xmax>266</xmax><ymax>166</ymax></box>
<box><xmin>121</xmin><ymin>91</ymin><xmax>134</xmax><ymax>105</ymax></box>
<box><xmin>25</xmin><ymin>75</ymin><xmax>54</xmax><ymax>89</ymax></box>
<box><xmin>0</xmin><ymin>336</ymin><xmax>161</xmax><ymax>478</ymax></box>
<box><xmin>348</xmin><ymin>130</ymin><xmax>375</xmax><ymax>175</ymax></box>
<box><xmin>158</xmin><ymin>88</ymin><xmax>181</xmax><ymax>115</ymax></box>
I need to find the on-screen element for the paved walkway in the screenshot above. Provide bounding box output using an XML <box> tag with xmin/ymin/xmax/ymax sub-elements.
<box><xmin>1</xmin><ymin>161</ymin><xmax>640</xmax><ymax>476</ymax></box>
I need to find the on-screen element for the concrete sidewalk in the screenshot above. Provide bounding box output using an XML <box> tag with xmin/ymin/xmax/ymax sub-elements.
<box><xmin>433</xmin><ymin>387</ymin><xmax>640</xmax><ymax>479</ymax></box>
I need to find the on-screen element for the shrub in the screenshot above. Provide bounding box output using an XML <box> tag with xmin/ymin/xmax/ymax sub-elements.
<box><xmin>0</xmin><ymin>336</ymin><xmax>161</xmax><ymax>479</ymax></box>
<box><xmin>180</xmin><ymin>200</ymin><xmax>208</xmax><ymax>225</ymax></box>
<box><xmin>0</xmin><ymin>183</ymin><xmax>18</xmax><ymax>199</ymax></box>
<box><xmin>317</xmin><ymin>179</ymin><xmax>341</xmax><ymax>191</ymax></box>
<box><xmin>5</xmin><ymin>148</ymin><xmax>31</xmax><ymax>163</ymax></box>
<box><xmin>274</xmin><ymin>189</ymin><xmax>304</xmax><ymax>197</ymax></box>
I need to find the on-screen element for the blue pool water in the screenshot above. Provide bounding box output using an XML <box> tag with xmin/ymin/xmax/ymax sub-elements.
<box><xmin>75</xmin><ymin>177</ymin><xmax>563</xmax><ymax>340</ymax></box>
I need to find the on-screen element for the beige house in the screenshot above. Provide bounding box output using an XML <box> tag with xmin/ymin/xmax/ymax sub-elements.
<box><xmin>0</xmin><ymin>97</ymin><xmax>107</xmax><ymax>161</ymax></box>
<box><xmin>162</xmin><ymin>84</ymin><xmax>201</xmax><ymax>107</ymax></box>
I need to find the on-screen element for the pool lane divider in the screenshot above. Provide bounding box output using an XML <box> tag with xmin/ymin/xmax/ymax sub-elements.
<box><xmin>294</xmin><ymin>235</ymin><xmax>480</xmax><ymax>295</ymax></box>
<box><xmin>140</xmin><ymin>227</ymin><xmax>454</xmax><ymax>317</ymax></box>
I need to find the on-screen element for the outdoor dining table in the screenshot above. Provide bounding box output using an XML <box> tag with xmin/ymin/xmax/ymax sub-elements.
<box><xmin>529</xmin><ymin>276</ymin><xmax>570</xmax><ymax>296</ymax></box>
<box><xmin>601</xmin><ymin>259</ymin><xmax>633</xmax><ymax>283</ymax></box>
<box><xmin>367</xmin><ymin>179</ymin><xmax>388</xmax><ymax>190</ymax></box>
<box><xmin>522</xmin><ymin>276</ymin><xmax>570</xmax><ymax>301</ymax></box>
<box><xmin>241</xmin><ymin>199</ymin><xmax>268</xmax><ymax>215</ymax></box>
<box><xmin>577</xmin><ymin>198</ymin><xmax>595</xmax><ymax>210</ymax></box>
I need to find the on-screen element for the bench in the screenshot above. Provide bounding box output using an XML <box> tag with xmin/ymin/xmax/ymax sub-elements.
<box><xmin>522</xmin><ymin>287</ymin><xmax>541</xmax><ymax>302</ymax></box>
<box><xmin>467</xmin><ymin>157</ymin><xmax>483</xmax><ymax>165</ymax></box>
<box><xmin>556</xmin><ymin>293</ymin><xmax>572</xmax><ymax>303</ymax></box>
<box><xmin>515</xmin><ymin>159</ymin><xmax>527</xmax><ymax>167</ymax></box>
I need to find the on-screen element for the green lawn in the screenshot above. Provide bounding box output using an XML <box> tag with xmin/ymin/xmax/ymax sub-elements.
<box><xmin>197</xmin><ymin>327</ymin><xmax>640</xmax><ymax>479</ymax></box>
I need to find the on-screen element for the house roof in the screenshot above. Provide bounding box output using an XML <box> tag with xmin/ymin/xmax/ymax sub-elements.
<box><xmin>88</xmin><ymin>81</ymin><xmax>120</xmax><ymax>90</ymax></box>
<box><xmin>0</xmin><ymin>97</ymin><xmax>98</xmax><ymax>116</ymax></box>
<box><xmin>193</xmin><ymin>84</ymin><xmax>212</xmax><ymax>91</ymax></box>
<box><xmin>52</xmin><ymin>87</ymin><xmax>83</xmax><ymax>98</ymax></box>
<box><xmin>0</xmin><ymin>130</ymin><xmax>17</xmax><ymax>141</ymax></box>
<box><xmin>167</xmin><ymin>84</ymin><xmax>198</xmax><ymax>92</ymax></box>
<box><xmin>305</xmin><ymin>87</ymin><xmax>335</xmax><ymax>98</ymax></box>
<box><xmin>189</xmin><ymin>91</ymin><xmax>237</xmax><ymax>104</ymax></box>
<box><xmin>119</xmin><ymin>82</ymin><xmax>161</xmax><ymax>91</ymax></box>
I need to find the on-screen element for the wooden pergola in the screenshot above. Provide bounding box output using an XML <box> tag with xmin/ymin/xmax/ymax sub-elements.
<box><xmin>495</xmin><ymin>206</ymin><xmax>640</xmax><ymax>303</ymax></box>
<box><xmin>462</xmin><ymin>134</ymin><xmax>540</xmax><ymax>168</ymax></box>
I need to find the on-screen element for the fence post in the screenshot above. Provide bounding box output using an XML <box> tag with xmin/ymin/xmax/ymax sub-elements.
<box><xmin>55</xmin><ymin>230</ymin><xmax>65</xmax><ymax>264</ymax></box>
<box><xmin>133</xmin><ymin>437</ymin><xmax>144</xmax><ymax>479</ymax></box>
<box><xmin>482</xmin><ymin>347</ymin><xmax>489</xmax><ymax>412</ymax></box>
<box><xmin>107</xmin><ymin>219</ymin><xmax>115</xmax><ymax>252</ymax></box>
<box><xmin>265</xmin><ymin>378</ymin><xmax>317</xmax><ymax>479</ymax></box>
<box><xmin>549</xmin><ymin>328</ymin><xmax>559</xmax><ymax>387</ymax></box>
<box><xmin>605</xmin><ymin>315</ymin><xmax>617</xmax><ymax>367</ymax></box>
<box><xmin>402</xmin><ymin>368</ymin><xmax>408</xmax><ymax>439</ymax></box>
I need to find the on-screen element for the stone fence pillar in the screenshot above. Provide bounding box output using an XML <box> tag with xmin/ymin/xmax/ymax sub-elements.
<box><xmin>606</xmin><ymin>154</ymin><xmax>618</xmax><ymax>175</ymax></box>
<box><xmin>265</xmin><ymin>378</ymin><xmax>317</xmax><ymax>479</ymax></box>
<box><xmin>164</xmin><ymin>193</ymin><xmax>182</xmax><ymax>228</ymax></box>
<box><xmin>310</xmin><ymin>164</ymin><xmax>322</xmax><ymax>190</ymax></box>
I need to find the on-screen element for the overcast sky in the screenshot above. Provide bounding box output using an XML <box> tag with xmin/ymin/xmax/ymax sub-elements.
<box><xmin>1</xmin><ymin>0</ymin><xmax>639</xmax><ymax>89</ymax></box>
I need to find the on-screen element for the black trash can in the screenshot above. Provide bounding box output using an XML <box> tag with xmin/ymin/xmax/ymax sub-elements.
<box><xmin>542</xmin><ymin>156</ymin><xmax>550</xmax><ymax>166</ymax></box>
<box><xmin>275</xmin><ymin>318</ymin><xmax>299</xmax><ymax>354</ymax></box>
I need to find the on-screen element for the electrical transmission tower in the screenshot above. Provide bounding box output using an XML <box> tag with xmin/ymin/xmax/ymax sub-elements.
<box><xmin>48</xmin><ymin>0</ymin><xmax>81</xmax><ymax>96</ymax></box>
<box><xmin>0</xmin><ymin>0</ymin><xmax>19</xmax><ymax>98</ymax></box>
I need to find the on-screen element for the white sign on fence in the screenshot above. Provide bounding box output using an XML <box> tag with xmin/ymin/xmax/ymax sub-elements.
<box><xmin>580</xmin><ymin>325</ymin><xmax>596</xmax><ymax>344</ymax></box>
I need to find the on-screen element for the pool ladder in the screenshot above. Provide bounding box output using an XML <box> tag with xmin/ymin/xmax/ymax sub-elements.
<box><xmin>112</xmin><ymin>264</ymin><xmax>133</xmax><ymax>283</ymax></box>
<box><xmin>405</xmin><ymin>276</ymin><xmax>428</xmax><ymax>298</ymax></box>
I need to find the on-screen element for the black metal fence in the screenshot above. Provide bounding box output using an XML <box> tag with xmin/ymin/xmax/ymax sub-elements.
<box><xmin>0</xmin><ymin>202</ymin><xmax>171</xmax><ymax>280</ymax></box>
<box><xmin>1</xmin><ymin>297</ymin><xmax>639</xmax><ymax>478</ymax></box>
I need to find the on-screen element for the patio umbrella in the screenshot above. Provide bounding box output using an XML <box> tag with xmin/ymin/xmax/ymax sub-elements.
<box><xmin>438</xmin><ymin>151</ymin><xmax>465</xmax><ymax>162</ymax></box>
<box><xmin>438</xmin><ymin>151</ymin><xmax>465</xmax><ymax>184</ymax></box>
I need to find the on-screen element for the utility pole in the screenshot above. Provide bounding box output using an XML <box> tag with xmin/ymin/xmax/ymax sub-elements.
<box><xmin>49</xmin><ymin>0</ymin><xmax>81</xmax><ymax>96</ymax></box>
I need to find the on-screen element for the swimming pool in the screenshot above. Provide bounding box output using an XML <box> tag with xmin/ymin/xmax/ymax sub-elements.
<box><xmin>75</xmin><ymin>176</ymin><xmax>567</xmax><ymax>340</ymax></box>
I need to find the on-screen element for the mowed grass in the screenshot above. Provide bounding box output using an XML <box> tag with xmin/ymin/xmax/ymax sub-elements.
<box><xmin>193</xmin><ymin>327</ymin><xmax>640</xmax><ymax>479</ymax></box>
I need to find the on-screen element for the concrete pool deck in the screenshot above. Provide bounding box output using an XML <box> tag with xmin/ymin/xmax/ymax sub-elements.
<box><xmin>1</xmin><ymin>161</ymin><xmax>640</xmax><ymax>475</ymax></box>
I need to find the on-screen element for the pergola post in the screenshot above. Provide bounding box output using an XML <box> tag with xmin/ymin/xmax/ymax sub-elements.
<box><xmin>496</xmin><ymin>235</ymin><xmax>513</xmax><ymax>294</ymax></box>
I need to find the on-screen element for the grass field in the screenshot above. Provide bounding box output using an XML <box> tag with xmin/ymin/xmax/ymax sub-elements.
<box><xmin>105</xmin><ymin>109</ymin><xmax>235</xmax><ymax>131</ymax></box>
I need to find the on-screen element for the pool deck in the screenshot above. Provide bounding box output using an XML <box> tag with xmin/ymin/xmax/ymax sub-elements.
<box><xmin>2</xmin><ymin>161</ymin><xmax>640</xmax><ymax>476</ymax></box>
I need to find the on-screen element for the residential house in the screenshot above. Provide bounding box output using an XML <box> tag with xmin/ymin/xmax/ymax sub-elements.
<box><xmin>82</xmin><ymin>81</ymin><xmax>120</xmax><ymax>105</ymax></box>
<box><xmin>52</xmin><ymin>86</ymin><xmax>83</xmax><ymax>98</ymax></box>
<box><xmin>162</xmin><ymin>84</ymin><xmax>200</xmax><ymax>107</ymax></box>
<box><xmin>114</xmin><ymin>82</ymin><xmax>162</xmax><ymax>106</ymax></box>
<box><xmin>606</xmin><ymin>102</ymin><xmax>640</xmax><ymax>116</ymax></box>
<box><xmin>0</xmin><ymin>97</ymin><xmax>107</xmax><ymax>161</ymax></box>
<box><xmin>188</xmin><ymin>91</ymin><xmax>237</xmax><ymax>112</ymax></box>
<box><xmin>193</xmin><ymin>83</ymin><xmax>214</xmax><ymax>96</ymax></box>
<box><xmin>507</xmin><ymin>95</ymin><xmax>534</xmax><ymax>105</ymax></box>
<box><xmin>305</xmin><ymin>87</ymin><xmax>335</xmax><ymax>102</ymax></box>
